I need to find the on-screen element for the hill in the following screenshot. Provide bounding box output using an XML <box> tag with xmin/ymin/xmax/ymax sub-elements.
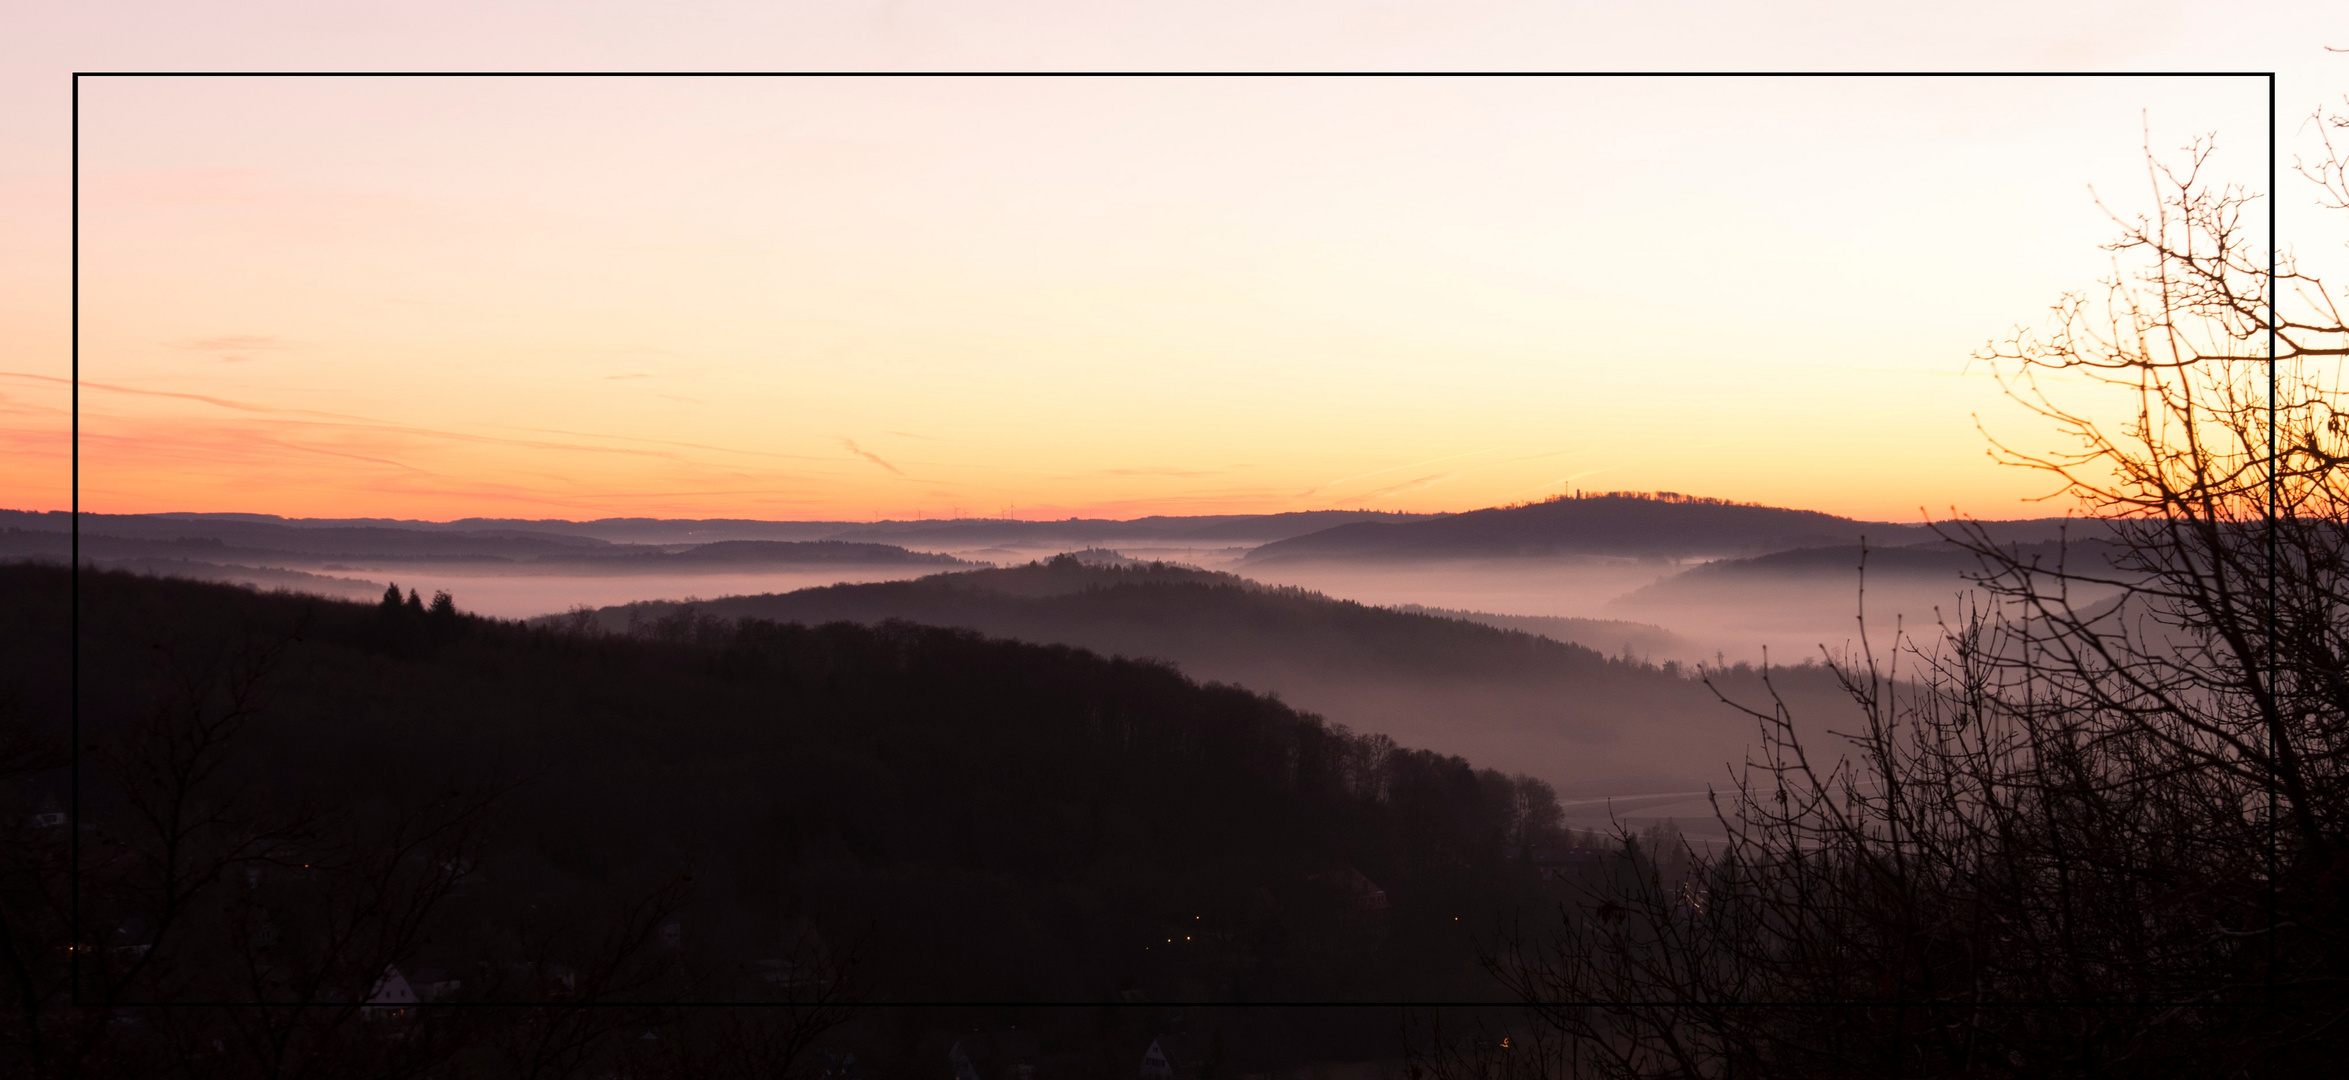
<box><xmin>3</xmin><ymin>564</ymin><xmax>1582</xmax><ymax>1014</ymax></box>
<box><xmin>0</xmin><ymin>510</ymin><xmax>617</xmax><ymax>558</ymax></box>
<box><xmin>1242</xmin><ymin>492</ymin><xmax>1931</xmax><ymax>564</ymax></box>
<box><xmin>565</xmin><ymin>557</ymin><xmax>1865</xmax><ymax>795</ymax></box>
<box><xmin>1243</xmin><ymin>494</ymin><xmax>2108</xmax><ymax>567</ymax></box>
<box><xmin>0</xmin><ymin>517</ymin><xmax>967</xmax><ymax>579</ymax></box>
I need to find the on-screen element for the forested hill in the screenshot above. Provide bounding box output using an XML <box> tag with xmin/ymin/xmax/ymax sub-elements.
<box><xmin>3</xmin><ymin>564</ymin><xmax>1573</xmax><ymax>1007</ymax></box>
<box><xmin>566</xmin><ymin>558</ymin><xmax>1866</xmax><ymax>795</ymax></box>
<box><xmin>1243</xmin><ymin>492</ymin><xmax>1936</xmax><ymax>563</ymax></box>
<box><xmin>570</xmin><ymin>558</ymin><xmax>1634</xmax><ymax>680</ymax></box>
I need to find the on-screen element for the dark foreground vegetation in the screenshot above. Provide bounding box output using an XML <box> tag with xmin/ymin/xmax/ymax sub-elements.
<box><xmin>16</xmin><ymin>104</ymin><xmax>2343</xmax><ymax>1080</ymax></box>
<box><xmin>0</xmin><ymin>563</ymin><xmax>1689</xmax><ymax>1078</ymax></box>
<box><xmin>1403</xmin><ymin>127</ymin><xmax>2349</xmax><ymax>1078</ymax></box>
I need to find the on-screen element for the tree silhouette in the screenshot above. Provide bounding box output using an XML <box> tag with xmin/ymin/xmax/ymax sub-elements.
<box><xmin>1421</xmin><ymin>109</ymin><xmax>2349</xmax><ymax>1078</ymax></box>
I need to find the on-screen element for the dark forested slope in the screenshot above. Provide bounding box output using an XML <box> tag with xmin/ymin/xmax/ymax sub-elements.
<box><xmin>3</xmin><ymin>565</ymin><xmax>1571</xmax><ymax>1010</ymax></box>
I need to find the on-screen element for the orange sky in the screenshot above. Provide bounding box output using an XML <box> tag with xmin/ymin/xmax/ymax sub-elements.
<box><xmin>2</xmin><ymin>35</ymin><xmax>2321</xmax><ymax>522</ymax></box>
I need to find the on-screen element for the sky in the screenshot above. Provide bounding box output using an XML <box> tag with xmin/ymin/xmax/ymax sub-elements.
<box><xmin>4</xmin><ymin>3</ymin><xmax>2346</xmax><ymax>524</ymax></box>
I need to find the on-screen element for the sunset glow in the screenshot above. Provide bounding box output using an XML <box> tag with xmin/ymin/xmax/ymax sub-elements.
<box><xmin>17</xmin><ymin>74</ymin><xmax>2277</xmax><ymax>522</ymax></box>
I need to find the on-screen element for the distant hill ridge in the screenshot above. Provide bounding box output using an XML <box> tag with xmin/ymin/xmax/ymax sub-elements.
<box><xmin>566</xmin><ymin>556</ymin><xmax>1637</xmax><ymax>680</ymax></box>
<box><xmin>0</xmin><ymin>508</ymin><xmax>1435</xmax><ymax>548</ymax></box>
<box><xmin>560</xmin><ymin>555</ymin><xmax>1869</xmax><ymax>793</ymax></box>
<box><xmin>3</xmin><ymin>501</ymin><xmax>2096</xmax><ymax>566</ymax></box>
<box><xmin>1245</xmin><ymin>492</ymin><xmax>1938</xmax><ymax>563</ymax></box>
<box><xmin>0</xmin><ymin>510</ymin><xmax>617</xmax><ymax>555</ymax></box>
<box><xmin>0</xmin><ymin>515</ymin><xmax>966</xmax><ymax>569</ymax></box>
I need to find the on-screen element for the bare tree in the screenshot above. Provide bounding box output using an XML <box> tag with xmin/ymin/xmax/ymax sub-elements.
<box><xmin>1421</xmin><ymin>108</ymin><xmax>2349</xmax><ymax>1078</ymax></box>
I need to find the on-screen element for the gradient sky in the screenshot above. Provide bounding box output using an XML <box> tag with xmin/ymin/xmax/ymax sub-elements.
<box><xmin>5</xmin><ymin>4</ymin><xmax>2343</xmax><ymax>523</ymax></box>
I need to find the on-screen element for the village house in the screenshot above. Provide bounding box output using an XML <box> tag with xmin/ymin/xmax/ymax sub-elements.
<box><xmin>950</xmin><ymin>1028</ymin><xmax>1040</xmax><ymax>1080</ymax></box>
<box><xmin>1139</xmin><ymin>1033</ymin><xmax>1207</xmax><ymax>1080</ymax></box>
<box><xmin>361</xmin><ymin>965</ymin><xmax>417</xmax><ymax>1020</ymax></box>
<box><xmin>408</xmin><ymin>968</ymin><xmax>461</xmax><ymax>1001</ymax></box>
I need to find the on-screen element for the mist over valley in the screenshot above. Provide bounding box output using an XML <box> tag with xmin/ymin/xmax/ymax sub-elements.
<box><xmin>6</xmin><ymin>494</ymin><xmax>2075</xmax><ymax>810</ymax></box>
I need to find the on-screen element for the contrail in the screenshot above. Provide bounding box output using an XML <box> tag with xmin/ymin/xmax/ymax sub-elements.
<box><xmin>2</xmin><ymin>370</ymin><xmax>833</xmax><ymax>463</ymax></box>
<box><xmin>1305</xmin><ymin>447</ymin><xmax>1581</xmax><ymax>500</ymax></box>
<box><xmin>1359</xmin><ymin>471</ymin><xmax>1457</xmax><ymax>501</ymax></box>
<box><xmin>839</xmin><ymin>437</ymin><xmax>905</xmax><ymax>476</ymax></box>
<box><xmin>1298</xmin><ymin>446</ymin><xmax>1506</xmax><ymax>497</ymax></box>
<box><xmin>1556</xmin><ymin>791</ymin><xmax>1714</xmax><ymax>808</ymax></box>
<box><xmin>1500</xmin><ymin>466</ymin><xmax>1617</xmax><ymax>500</ymax></box>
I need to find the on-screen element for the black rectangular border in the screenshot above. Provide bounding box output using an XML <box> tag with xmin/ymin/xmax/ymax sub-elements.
<box><xmin>68</xmin><ymin>69</ymin><xmax>2273</xmax><ymax>1014</ymax></box>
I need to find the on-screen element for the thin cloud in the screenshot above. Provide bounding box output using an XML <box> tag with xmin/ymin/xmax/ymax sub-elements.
<box><xmin>521</xmin><ymin>345</ymin><xmax>686</xmax><ymax>357</ymax></box>
<box><xmin>1011</xmin><ymin>486</ymin><xmax>1307</xmax><ymax>518</ymax></box>
<box><xmin>171</xmin><ymin>335</ymin><xmax>294</xmax><ymax>352</ymax></box>
<box><xmin>74</xmin><ymin>426</ymin><xmax>433</xmax><ymax>475</ymax></box>
<box><xmin>4</xmin><ymin>371</ymin><xmax>831</xmax><ymax>465</ymax></box>
<box><xmin>1105</xmin><ymin>466</ymin><xmax>1221</xmax><ymax>478</ymax></box>
<box><xmin>1326</xmin><ymin>447</ymin><xmax>1583</xmax><ymax>504</ymax></box>
<box><xmin>495</xmin><ymin>421</ymin><xmax>824</xmax><ymax>462</ymax></box>
<box><xmin>1425</xmin><ymin>448</ymin><xmax>1588</xmax><ymax>493</ymax></box>
<box><xmin>0</xmin><ymin>387</ymin><xmax>67</xmax><ymax>419</ymax></box>
<box><xmin>5</xmin><ymin>371</ymin><xmax>335</xmax><ymax>417</ymax></box>
<box><xmin>1501</xmin><ymin>467</ymin><xmax>1618</xmax><ymax>500</ymax></box>
<box><xmin>1299</xmin><ymin>446</ymin><xmax>1507</xmax><ymax>497</ymax></box>
<box><xmin>1360</xmin><ymin>472</ymin><xmax>1457</xmax><ymax>501</ymax></box>
<box><xmin>73</xmin><ymin>412</ymin><xmax>845</xmax><ymax>512</ymax></box>
<box><xmin>839</xmin><ymin>438</ymin><xmax>905</xmax><ymax>476</ymax></box>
